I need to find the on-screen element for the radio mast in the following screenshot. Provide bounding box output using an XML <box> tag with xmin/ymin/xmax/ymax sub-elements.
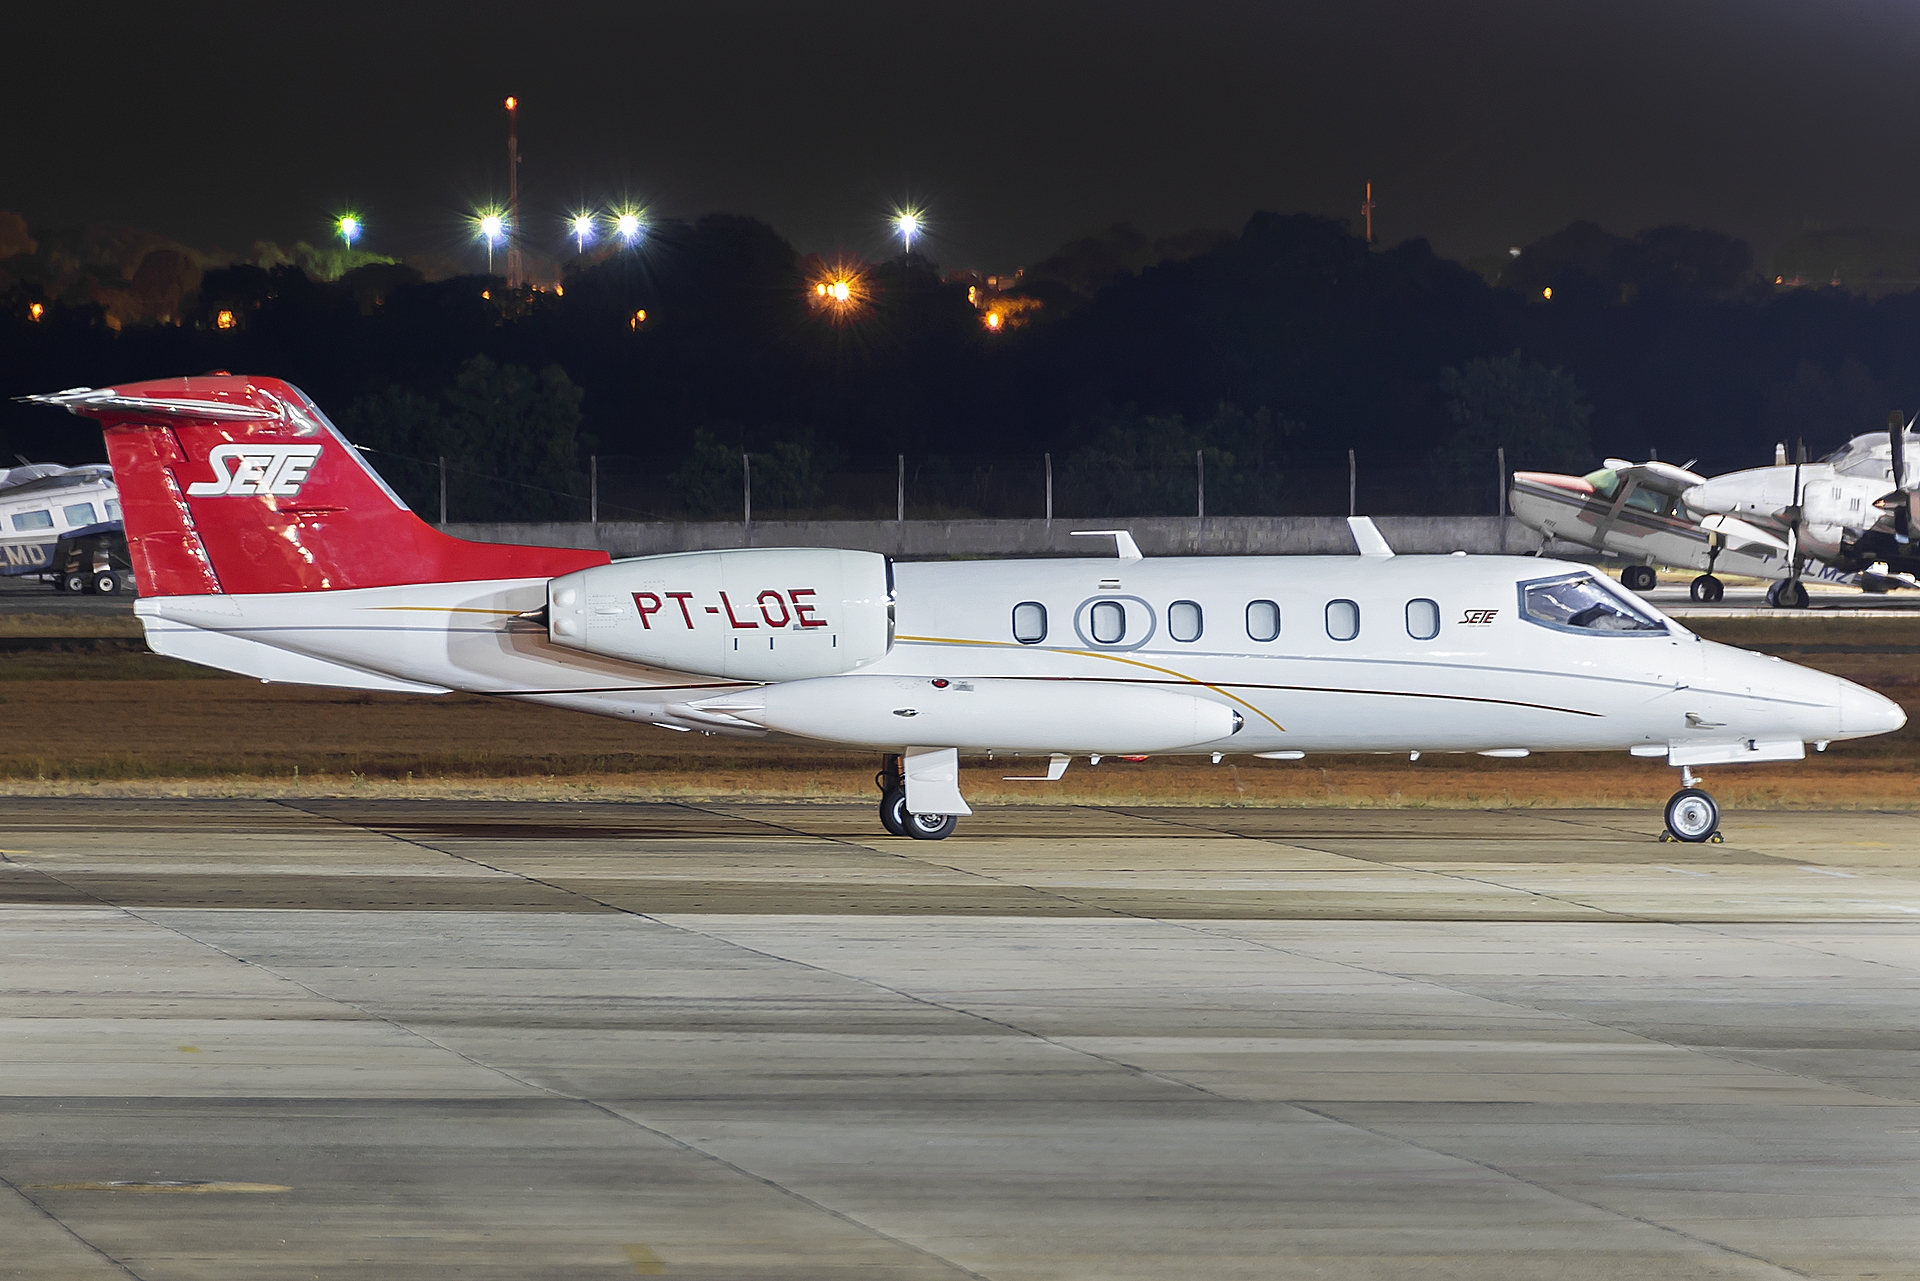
<box><xmin>505</xmin><ymin>96</ymin><xmax>523</xmax><ymax>288</ymax></box>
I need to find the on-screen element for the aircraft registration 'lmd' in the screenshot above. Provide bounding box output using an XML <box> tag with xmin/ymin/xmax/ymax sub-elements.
<box><xmin>23</xmin><ymin>377</ymin><xmax>1907</xmax><ymax>842</ymax></box>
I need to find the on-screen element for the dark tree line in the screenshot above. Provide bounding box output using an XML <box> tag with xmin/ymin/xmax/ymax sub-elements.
<box><xmin>5</xmin><ymin>209</ymin><xmax>1917</xmax><ymax>518</ymax></box>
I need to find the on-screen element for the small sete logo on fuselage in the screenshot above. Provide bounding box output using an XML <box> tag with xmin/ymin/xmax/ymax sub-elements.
<box><xmin>185</xmin><ymin>444</ymin><xmax>322</xmax><ymax>497</ymax></box>
<box><xmin>1459</xmin><ymin>608</ymin><xmax>1499</xmax><ymax>625</ymax></box>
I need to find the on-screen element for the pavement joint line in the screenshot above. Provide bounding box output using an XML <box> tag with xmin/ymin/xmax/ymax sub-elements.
<box><xmin>680</xmin><ymin>798</ymin><xmax>1124</xmax><ymax>916</ymax></box>
<box><xmin>262</xmin><ymin>798</ymin><xmax>996</xmax><ymax>1280</ymax></box>
<box><xmin>0</xmin><ymin>1150</ymin><xmax>146</xmax><ymax>1278</ymax></box>
<box><xmin>1276</xmin><ymin>1100</ymin><xmax>1820</xmax><ymax>1281</ymax></box>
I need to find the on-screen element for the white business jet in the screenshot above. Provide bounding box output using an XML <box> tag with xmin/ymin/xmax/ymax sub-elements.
<box><xmin>23</xmin><ymin>376</ymin><xmax>1905</xmax><ymax>843</ymax></box>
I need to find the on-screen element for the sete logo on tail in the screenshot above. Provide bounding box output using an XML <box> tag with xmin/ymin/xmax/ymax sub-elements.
<box><xmin>185</xmin><ymin>444</ymin><xmax>322</xmax><ymax>497</ymax></box>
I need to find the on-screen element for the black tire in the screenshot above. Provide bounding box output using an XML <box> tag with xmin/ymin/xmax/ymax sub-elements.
<box><xmin>1689</xmin><ymin>575</ymin><xmax>1723</xmax><ymax>603</ymax></box>
<box><xmin>880</xmin><ymin>789</ymin><xmax>908</xmax><ymax>837</ymax></box>
<box><xmin>906</xmin><ymin>811</ymin><xmax>958</xmax><ymax>841</ymax></box>
<box><xmin>60</xmin><ymin>572</ymin><xmax>87</xmax><ymax>594</ymax></box>
<box><xmin>91</xmin><ymin>571</ymin><xmax>119</xmax><ymax>596</ymax></box>
<box><xmin>1767</xmin><ymin>580</ymin><xmax>1810</xmax><ymax>609</ymax></box>
<box><xmin>1631</xmin><ymin>565</ymin><xmax>1658</xmax><ymax>591</ymax></box>
<box><xmin>1664</xmin><ymin>787</ymin><xmax>1719</xmax><ymax>843</ymax></box>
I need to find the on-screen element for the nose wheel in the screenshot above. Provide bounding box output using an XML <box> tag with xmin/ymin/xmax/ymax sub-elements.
<box><xmin>1766</xmin><ymin>579</ymin><xmax>1810</xmax><ymax>609</ymax></box>
<box><xmin>1660</xmin><ymin>767</ymin><xmax>1723</xmax><ymax>843</ymax></box>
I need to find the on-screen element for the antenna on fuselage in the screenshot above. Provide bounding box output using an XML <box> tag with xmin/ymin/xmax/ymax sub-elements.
<box><xmin>1070</xmin><ymin>530</ymin><xmax>1144</xmax><ymax>560</ymax></box>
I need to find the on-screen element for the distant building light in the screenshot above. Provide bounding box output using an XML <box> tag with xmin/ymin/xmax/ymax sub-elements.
<box><xmin>555</xmin><ymin>285</ymin><xmax>564</xmax><ymax>296</ymax></box>
<box><xmin>631</xmin><ymin>309</ymin><xmax>647</xmax><ymax>328</ymax></box>
<box><xmin>481</xmin><ymin>289</ymin><xmax>491</xmax><ymax>299</ymax></box>
<box><xmin>1508</xmin><ymin>247</ymin><xmax>1521</xmax><ymax>258</ymax></box>
<box><xmin>984</xmin><ymin>311</ymin><xmax>1003</xmax><ymax>331</ymax></box>
<box><xmin>28</xmin><ymin>302</ymin><xmax>44</xmax><ymax>321</ymax></box>
<box><xmin>215</xmin><ymin>309</ymin><xmax>236</xmax><ymax>330</ymax></box>
<box><xmin>816</xmin><ymin>282</ymin><xmax>828</xmax><ymax>296</ymax></box>
<box><xmin>1775</xmin><ymin>275</ymin><xmax>1784</xmax><ymax>285</ymax></box>
<box><xmin>1542</xmin><ymin>287</ymin><xmax>1552</xmax><ymax>300</ymax></box>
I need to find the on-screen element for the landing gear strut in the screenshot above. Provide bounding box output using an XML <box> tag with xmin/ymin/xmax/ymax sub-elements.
<box><xmin>1660</xmin><ymin>766</ymin><xmax>1724</xmax><ymax>843</ymax></box>
<box><xmin>875</xmin><ymin>754</ymin><xmax>959</xmax><ymax>840</ymax></box>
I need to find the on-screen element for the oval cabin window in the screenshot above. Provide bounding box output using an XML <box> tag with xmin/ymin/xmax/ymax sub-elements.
<box><xmin>1012</xmin><ymin>601</ymin><xmax>1048</xmax><ymax>644</ymax></box>
<box><xmin>1168</xmin><ymin>600</ymin><xmax>1203</xmax><ymax>643</ymax></box>
<box><xmin>1089</xmin><ymin>600</ymin><xmax>1127</xmax><ymax>645</ymax></box>
<box><xmin>1326</xmin><ymin>599</ymin><xmax>1360</xmax><ymax>641</ymax></box>
<box><xmin>1406</xmin><ymin>598</ymin><xmax>1440</xmax><ymax>641</ymax></box>
<box><xmin>1246</xmin><ymin>599</ymin><xmax>1280</xmax><ymax>642</ymax></box>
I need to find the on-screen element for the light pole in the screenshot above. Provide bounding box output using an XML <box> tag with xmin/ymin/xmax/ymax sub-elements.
<box><xmin>892</xmin><ymin>208</ymin><xmax>923</xmax><ymax>257</ymax></box>
<box><xmin>478</xmin><ymin>211</ymin><xmax>505</xmax><ymax>274</ymax></box>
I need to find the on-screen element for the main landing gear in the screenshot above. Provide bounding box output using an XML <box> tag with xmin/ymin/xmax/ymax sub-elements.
<box><xmin>1660</xmin><ymin>766</ymin><xmax>1724</xmax><ymax>843</ymax></box>
<box><xmin>1766</xmin><ymin>579</ymin><xmax>1810</xmax><ymax>609</ymax></box>
<box><xmin>876</xmin><ymin>754</ymin><xmax>960</xmax><ymax>841</ymax></box>
<box><xmin>1689</xmin><ymin>574</ymin><xmax>1724</xmax><ymax>603</ymax></box>
<box><xmin>1621</xmin><ymin>564</ymin><xmax>1658</xmax><ymax>592</ymax></box>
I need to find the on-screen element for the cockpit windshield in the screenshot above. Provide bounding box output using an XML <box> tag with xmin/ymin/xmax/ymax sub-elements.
<box><xmin>1579</xmin><ymin>468</ymin><xmax>1670</xmax><ymax>514</ymax></box>
<box><xmin>1520</xmin><ymin>573</ymin><xmax>1667</xmax><ymax>634</ymax></box>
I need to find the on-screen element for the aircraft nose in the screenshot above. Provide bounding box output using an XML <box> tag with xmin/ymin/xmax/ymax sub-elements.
<box><xmin>1838</xmin><ymin>679</ymin><xmax>1906</xmax><ymax>737</ymax></box>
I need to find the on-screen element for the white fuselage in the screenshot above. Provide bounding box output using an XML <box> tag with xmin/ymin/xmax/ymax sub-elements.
<box><xmin>134</xmin><ymin>553</ymin><xmax>1899</xmax><ymax>760</ymax></box>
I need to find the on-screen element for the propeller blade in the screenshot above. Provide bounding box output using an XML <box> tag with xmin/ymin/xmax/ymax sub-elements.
<box><xmin>1892</xmin><ymin>410</ymin><xmax>1908</xmax><ymax>491</ymax></box>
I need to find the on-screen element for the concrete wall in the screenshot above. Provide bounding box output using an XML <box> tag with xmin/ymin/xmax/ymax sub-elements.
<box><xmin>444</xmin><ymin>515</ymin><xmax>1596</xmax><ymax>560</ymax></box>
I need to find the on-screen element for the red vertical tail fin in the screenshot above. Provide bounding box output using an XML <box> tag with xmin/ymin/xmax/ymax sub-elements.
<box><xmin>27</xmin><ymin>376</ymin><xmax>607</xmax><ymax>595</ymax></box>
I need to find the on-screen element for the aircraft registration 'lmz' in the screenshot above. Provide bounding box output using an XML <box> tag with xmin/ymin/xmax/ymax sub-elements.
<box><xmin>24</xmin><ymin>377</ymin><xmax>1907</xmax><ymax>843</ymax></box>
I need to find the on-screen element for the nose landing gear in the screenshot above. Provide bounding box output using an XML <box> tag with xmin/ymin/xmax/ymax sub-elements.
<box><xmin>1660</xmin><ymin>766</ymin><xmax>1724</xmax><ymax>843</ymax></box>
<box><xmin>1766</xmin><ymin>579</ymin><xmax>1811</xmax><ymax>609</ymax></box>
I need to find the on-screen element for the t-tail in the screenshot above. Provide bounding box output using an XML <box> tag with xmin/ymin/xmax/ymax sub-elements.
<box><xmin>20</xmin><ymin>376</ymin><xmax>606</xmax><ymax>595</ymax></box>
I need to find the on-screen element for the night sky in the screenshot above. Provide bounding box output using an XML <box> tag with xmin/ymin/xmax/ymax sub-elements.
<box><xmin>12</xmin><ymin>0</ymin><xmax>1920</xmax><ymax>271</ymax></box>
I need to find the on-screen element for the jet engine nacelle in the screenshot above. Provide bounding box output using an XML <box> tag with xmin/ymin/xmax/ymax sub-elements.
<box><xmin>688</xmin><ymin>676</ymin><xmax>1243</xmax><ymax>752</ymax></box>
<box><xmin>547</xmin><ymin>548</ymin><xmax>893</xmax><ymax>680</ymax></box>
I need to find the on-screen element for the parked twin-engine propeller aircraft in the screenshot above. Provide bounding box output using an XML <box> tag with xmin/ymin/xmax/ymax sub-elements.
<box><xmin>23</xmin><ymin>376</ymin><xmax>1906</xmax><ymax>842</ymax></box>
<box><xmin>1511</xmin><ymin>415</ymin><xmax>1920</xmax><ymax>607</ymax></box>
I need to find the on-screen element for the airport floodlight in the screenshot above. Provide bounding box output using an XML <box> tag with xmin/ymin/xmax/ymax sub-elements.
<box><xmin>830</xmin><ymin>280</ymin><xmax>851</xmax><ymax>301</ymax></box>
<box><xmin>893</xmin><ymin>208</ymin><xmax>923</xmax><ymax>254</ymax></box>
<box><xmin>614</xmin><ymin>209</ymin><xmax>644</xmax><ymax>244</ymax></box>
<box><xmin>570</xmin><ymin>212</ymin><xmax>596</xmax><ymax>254</ymax></box>
<box><xmin>337</xmin><ymin>214</ymin><xmax>361</xmax><ymax>247</ymax></box>
<box><xmin>475</xmin><ymin>208</ymin><xmax>507</xmax><ymax>272</ymax></box>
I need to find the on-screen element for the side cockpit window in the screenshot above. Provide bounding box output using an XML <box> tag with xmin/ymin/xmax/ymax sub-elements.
<box><xmin>1521</xmin><ymin>573</ymin><xmax>1665</xmax><ymax>634</ymax></box>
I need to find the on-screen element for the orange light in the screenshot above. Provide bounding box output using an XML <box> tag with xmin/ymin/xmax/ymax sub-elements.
<box><xmin>1542</xmin><ymin>287</ymin><xmax>1552</xmax><ymax>300</ymax></box>
<box><xmin>554</xmin><ymin>285</ymin><xmax>563</xmax><ymax>297</ymax></box>
<box><xmin>481</xmin><ymin>290</ymin><xmax>491</xmax><ymax>299</ymax></box>
<box><xmin>815</xmin><ymin>282</ymin><xmax>827</xmax><ymax>296</ymax></box>
<box><xmin>504</xmin><ymin>96</ymin><xmax>517</xmax><ymax>111</ymax></box>
<box><xmin>215</xmin><ymin>309</ymin><xmax>235</xmax><ymax>330</ymax></box>
<box><xmin>631</xmin><ymin>309</ymin><xmax>647</xmax><ymax>329</ymax></box>
<box><xmin>830</xmin><ymin>280</ymin><xmax>850</xmax><ymax>302</ymax></box>
<box><xmin>28</xmin><ymin>302</ymin><xmax>44</xmax><ymax>321</ymax></box>
<box><xmin>985</xmin><ymin>311</ymin><xmax>1003</xmax><ymax>331</ymax></box>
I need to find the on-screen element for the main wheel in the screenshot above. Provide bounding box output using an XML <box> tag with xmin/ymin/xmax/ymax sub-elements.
<box><xmin>91</xmin><ymin>571</ymin><xmax>120</xmax><ymax>596</ymax></box>
<box><xmin>906</xmin><ymin>811</ymin><xmax>958</xmax><ymax>840</ymax></box>
<box><xmin>60</xmin><ymin>571</ymin><xmax>87</xmax><ymax>594</ymax></box>
<box><xmin>1689</xmin><ymin>574</ymin><xmax>1723</xmax><ymax>603</ymax></box>
<box><xmin>1664</xmin><ymin>787</ymin><xmax>1720</xmax><ymax>843</ymax></box>
<box><xmin>1622</xmin><ymin>565</ymin><xmax>1657</xmax><ymax>591</ymax></box>
<box><xmin>1766</xmin><ymin>580</ymin><xmax>1810</xmax><ymax>609</ymax></box>
<box><xmin>880</xmin><ymin>788</ymin><xmax>908</xmax><ymax>836</ymax></box>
